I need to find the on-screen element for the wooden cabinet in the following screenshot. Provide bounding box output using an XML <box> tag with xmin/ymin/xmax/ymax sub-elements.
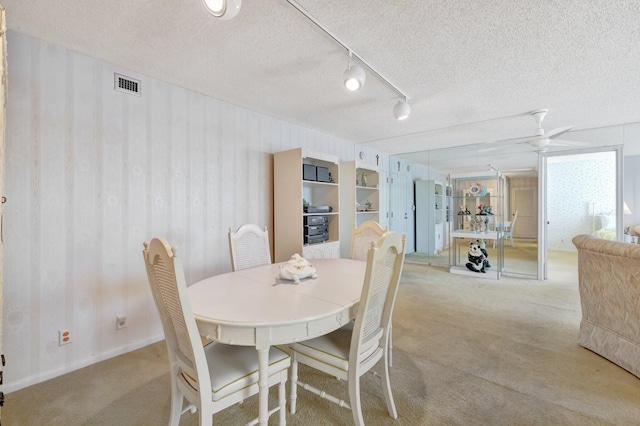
<box><xmin>302</xmin><ymin>241</ymin><xmax>340</xmax><ymax>259</ymax></box>
<box><xmin>274</xmin><ymin>148</ymin><xmax>340</xmax><ymax>262</ymax></box>
<box><xmin>339</xmin><ymin>162</ymin><xmax>384</xmax><ymax>257</ymax></box>
<box><xmin>415</xmin><ymin>180</ymin><xmax>444</xmax><ymax>255</ymax></box>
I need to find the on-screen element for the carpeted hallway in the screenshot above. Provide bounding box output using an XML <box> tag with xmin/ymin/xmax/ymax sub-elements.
<box><xmin>5</xmin><ymin>262</ymin><xmax>640</xmax><ymax>425</ymax></box>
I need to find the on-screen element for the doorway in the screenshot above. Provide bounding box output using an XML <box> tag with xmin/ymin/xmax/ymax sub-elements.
<box><xmin>512</xmin><ymin>187</ymin><xmax>536</xmax><ymax>239</ymax></box>
<box><xmin>541</xmin><ymin>147</ymin><xmax>622</xmax><ymax>281</ymax></box>
<box><xmin>502</xmin><ymin>176</ymin><xmax>538</xmax><ymax>277</ymax></box>
<box><xmin>389</xmin><ymin>173</ymin><xmax>409</xmax><ymax>249</ymax></box>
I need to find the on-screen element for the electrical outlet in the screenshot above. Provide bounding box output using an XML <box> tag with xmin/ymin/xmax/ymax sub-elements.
<box><xmin>116</xmin><ymin>315</ymin><xmax>127</xmax><ymax>330</ymax></box>
<box><xmin>59</xmin><ymin>329</ymin><xmax>72</xmax><ymax>346</ymax></box>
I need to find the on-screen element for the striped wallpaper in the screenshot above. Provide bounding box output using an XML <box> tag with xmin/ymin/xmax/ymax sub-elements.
<box><xmin>3</xmin><ymin>31</ymin><xmax>387</xmax><ymax>392</ymax></box>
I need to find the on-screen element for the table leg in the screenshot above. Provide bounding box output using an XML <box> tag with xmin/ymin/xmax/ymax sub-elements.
<box><xmin>257</xmin><ymin>346</ymin><xmax>270</xmax><ymax>425</ymax></box>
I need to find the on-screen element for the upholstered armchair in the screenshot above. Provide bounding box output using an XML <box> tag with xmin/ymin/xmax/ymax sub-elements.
<box><xmin>572</xmin><ymin>234</ymin><xmax>640</xmax><ymax>378</ymax></box>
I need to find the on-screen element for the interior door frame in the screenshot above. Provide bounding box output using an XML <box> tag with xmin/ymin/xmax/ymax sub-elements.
<box><xmin>511</xmin><ymin>186</ymin><xmax>537</xmax><ymax>239</ymax></box>
<box><xmin>389</xmin><ymin>172</ymin><xmax>411</xmax><ymax>251</ymax></box>
<box><xmin>538</xmin><ymin>145</ymin><xmax>623</xmax><ymax>279</ymax></box>
<box><xmin>0</xmin><ymin>5</ymin><xmax>7</xmax><ymax>418</ymax></box>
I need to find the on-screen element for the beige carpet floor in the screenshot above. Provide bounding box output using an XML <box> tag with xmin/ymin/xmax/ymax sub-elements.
<box><xmin>5</xmin><ymin>262</ymin><xmax>640</xmax><ymax>425</ymax></box>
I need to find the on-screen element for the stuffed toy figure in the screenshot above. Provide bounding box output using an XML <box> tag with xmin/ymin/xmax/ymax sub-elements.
<box><xmin>277</xmin><ymin>253</ymin><xmax>318</xmax><ymax>284</ymax></box>
<box><xmin>466</xmin><ymin>240</ymin><xmax>487</xmax><ymax>273</ymax></box>
<box><xmin>479</xmin><ymin>240</ymin><xmax>491</xmax><ymax>269</ymax></box>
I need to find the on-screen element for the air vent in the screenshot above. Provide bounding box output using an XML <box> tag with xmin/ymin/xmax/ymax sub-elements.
<box><xmin>114</xmin><ymin>73</ymin><xmax>141</xmax><ymax>96</ymax></box>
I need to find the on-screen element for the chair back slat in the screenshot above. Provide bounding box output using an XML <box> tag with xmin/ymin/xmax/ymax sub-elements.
<box><xmin>511</xmin><ymin>211</ymin><xmax>519</xmax><ymax>229</ymax></box>
<box><xmin>143</xmin><ymin>238</ymin><xmax>209</xmax><ymax>391</ymax></box>
<box><xmin>350</xmin><ymin>221</ymin><xmax>388</xmax><ymax>261</ymax></box>
<box><xmin>149</xmin><ymin>253</ymin><xmax>194</xmax><ymax>362</ymax></box>
<box><xmin>352</xmin><ymin>231</ymin><xmax>406</xmax><ymax>362</ymax></box>
<box><xmin>229</xmin><ymin>224</ymin><xmax>272</xmax><ymax>271</ymax></box>
<box><xmin>361</xmin><ymin>247</ymin><xmax>396</xmax><ymax>338</ymax></box>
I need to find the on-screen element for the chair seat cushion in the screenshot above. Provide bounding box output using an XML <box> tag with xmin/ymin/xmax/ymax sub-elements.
<box><xmin>291</xmin><ymin>324</ymin><xmax>381</xmax><ymax>371</ymax></box>
<box><xmin>195</xmin><ymin>343</ymin><xmax>290</xmax><ymax>401</ymax></box>
<box><xmin>292</xmin><ymin>327</ymin><xmax>351</xmax><ymax>371</ymax></box>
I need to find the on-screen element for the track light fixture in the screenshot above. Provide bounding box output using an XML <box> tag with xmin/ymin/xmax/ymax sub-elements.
<box><xmin>343</xmin><ymin>51</ymin><xmax>366</xmax><ymax>91</ymax></box>
<box><xmin>202</xmin><ymin>0</ymin><xmax>242</xmax><ymax>20</ymax></box>
<box><xmin>286</xmin><ymin>0</ymin><xmax>410</xmax><ymax>120</ymax></box>
<box><xmin>393</xmin><ymin>98</ymin><xmax>411</xmax><ymax>120</ymax></box>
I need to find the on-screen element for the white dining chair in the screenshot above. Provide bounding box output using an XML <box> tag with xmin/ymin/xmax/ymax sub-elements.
<box><xmin>350</xmin><ymin>220</ymin><xmax>388</xmax><ymax>261</ymax></box>
<box><xmin>350</xmin><ymin>221</ymin><xmax>398</xmax><ymax>366</ymax></box>
<box><xmin>143</xmin><ymin>237</ymin><xmax>290</xmax><ymax>426</ymax></box>
<box><xmin>494</xmin><ymin>211</ymin><xmax>519</xmax><ymax>249</ymax></box>
<box><xmin>504</xmin><ymin>210</ymin><xmax>518</xmax><ymax>247</ymax></box>
<box><xmin>228</xmin><ymin>224</ymin><xmax>272</xmax><ymax>271</ymax></box>
<box><xmin>289</xmin><ymin>231</ymin><xmax>406</xmax><ymax>425</ymax></box>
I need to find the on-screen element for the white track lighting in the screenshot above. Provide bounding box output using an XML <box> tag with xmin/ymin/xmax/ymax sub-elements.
<box><xmin>343</xmin><ymin>64</ymin><xmax>366</xmax><ymax>91</ymax></box>
<box><xmin>202</xmin><ymin>0</ymin><xmax>242</xmax><ymax>20</ymax></box>
<box><xmin>343</xmin><ymin>52</ymin><xmax>366</xmax><ymax>91</ymax></box>
<box><xmin>393</xmin><ymin>99</ymin><xmax>411</xmax><ymax>120</ymax></box>
<box><xmin>286</xmin><ymin>1</ymin><xmax>413</xmax><ymax>120</ymax></box>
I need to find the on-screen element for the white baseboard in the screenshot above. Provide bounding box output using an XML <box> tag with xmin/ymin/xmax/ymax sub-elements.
<box><xmin>5</xmin><ymin>334</ymin><xmax>165</xmax><ymax>394</ymax></box>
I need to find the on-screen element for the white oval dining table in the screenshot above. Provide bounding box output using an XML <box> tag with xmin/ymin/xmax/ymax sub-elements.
<box><xmin>188</xmin><ymin>257</ymin><xmax>366</xmax><ymax>425</ymax></box>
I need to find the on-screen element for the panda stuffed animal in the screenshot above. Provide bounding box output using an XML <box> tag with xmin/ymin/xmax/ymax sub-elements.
<box><xmin>466</xmin><ymin>240</ymin><xmax>487</xmax><ymax>273</ymax></box>
<box><xmin>479</xmin><ymin>240</ymin><xmax>491</xmax><ymax>269</ymax></box>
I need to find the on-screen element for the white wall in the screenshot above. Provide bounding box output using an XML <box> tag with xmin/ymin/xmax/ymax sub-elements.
<box><xmin>3</xmin><ymin>31</ymin><xmax>357</xmax><ymax>392</ymax></box>
<box><xmin>547</xmin><ymin>154</ymin><xmax>616</xmax><ymax>251</ymax></box>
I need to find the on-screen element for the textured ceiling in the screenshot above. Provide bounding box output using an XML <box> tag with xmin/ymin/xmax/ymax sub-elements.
<box><xmin>3</xmin><ymin>0</ymin><xmax>640</xmax><ymax>172</ymax></box>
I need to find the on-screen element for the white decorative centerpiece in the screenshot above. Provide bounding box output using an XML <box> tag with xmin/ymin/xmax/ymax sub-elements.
<box><xmin>277</xmin><ymin>253</ymin><xmax>318</xmax><ymax>284</ymax></box>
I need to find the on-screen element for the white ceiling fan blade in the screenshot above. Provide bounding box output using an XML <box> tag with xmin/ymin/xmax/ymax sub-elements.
<box><xmin>477</xmin><ymin>146</ymin><xmax>500</xmax><ymax>152</ymax></box>
<box><xmin>477</xmin><ymin>136</ymin><xmax>530</xmax><ymax>152</ymax></box>
<box><xmin>526</xmin><ymin>136</ymin><xmax>550</xmax><ymax>148</ymax></box>
<box><xmin>481</xmin><ymin>113</ymin><xmax>576</xmax><ymax>153</ymax></box>
<box><xmin>544</xmin><ymin>125</ymin><xmax>574</xmax><ymax>139</ymax></box>
<box><xmin>548</xmin><ymin>139</ymin><xmax>588</xmax><ymax>147</ymax></box>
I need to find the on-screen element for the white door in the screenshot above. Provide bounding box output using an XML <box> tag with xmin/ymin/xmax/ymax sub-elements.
<box><xmin>389</xmin><ymin>173</ymin><xmax>409</xmax><ymax>247</ymax></box>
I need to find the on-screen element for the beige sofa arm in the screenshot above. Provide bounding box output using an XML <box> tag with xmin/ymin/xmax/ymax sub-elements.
<box><xmin>572</xmin><ymin>234</ymin><xmax>640</xmax><ymax>378</ymax></box>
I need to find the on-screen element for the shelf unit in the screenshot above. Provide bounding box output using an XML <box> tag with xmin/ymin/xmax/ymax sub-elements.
<box><xmin>339</xmin><ymin>162</ymin><xmax>381</xmax><ymax>257</ymax></box>
<box><xmin>415</xmin><ymin>180</ymin><xmax>444</xmax><ymax>255</ymax></box>
<box><xmin>274</xmin><ymin>148</ymin><xmax>340</xmax><ymax>262</ymax></box>
<box><xmin>444</xmin><ymin>183</ymin><xmax>453</xmax><ymax>249</ymax></box>
<box><xmin>448</xmin><ymin>171</ymin><xmax>505</xmax><ymax>280</ymax></box>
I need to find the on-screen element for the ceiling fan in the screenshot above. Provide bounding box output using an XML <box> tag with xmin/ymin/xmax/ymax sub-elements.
<box><xmin>525</xmin><ymin>109</ymin><xmax>576</xmax><ymax>151</ymax></box>
<box><xmin>480</xmin><ymin>109</ymin><xmax>586</xmax><ymax>153</ymax></box>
